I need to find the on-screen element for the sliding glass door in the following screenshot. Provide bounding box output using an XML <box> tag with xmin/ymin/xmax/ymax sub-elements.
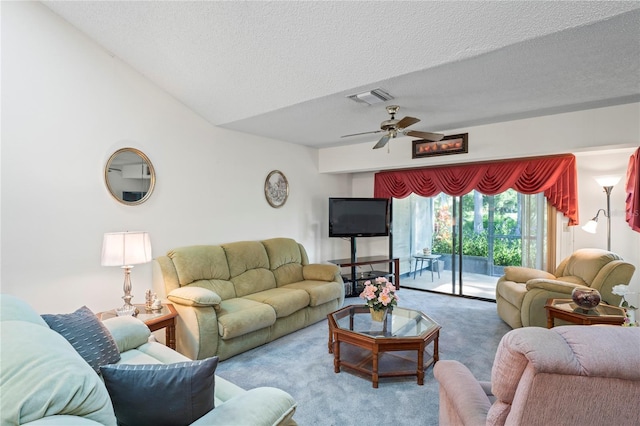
<box><xmin>394</xmin><ymin>190</ymin><xmax>546</xmax><ymax>300</ymax></box>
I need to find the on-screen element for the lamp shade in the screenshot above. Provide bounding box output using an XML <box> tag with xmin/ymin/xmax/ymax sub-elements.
<box><xmin>101</xmin><ymin>231</ymin><xmax>152</xmax><ymax>266</ymax></box>
<box><xmin>595</xmin><ymin>175</ymin><xmax>622</xmax><ymax>187</ymax></box>
<box><xmin>581</xmin><ymin>220</ymin><xmax>599</xmax><ymax>234</ymax></box>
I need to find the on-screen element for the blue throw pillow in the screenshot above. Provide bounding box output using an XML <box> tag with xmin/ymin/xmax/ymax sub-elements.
<box><xmin>41</xmin><ymin>305</ymin><xmax>121</xmax><ymax>374</ymax></box>
<box><xmin>100</xmin><ymin>356</ymin><xmax>219</xmax><ymax>426</ymax></box>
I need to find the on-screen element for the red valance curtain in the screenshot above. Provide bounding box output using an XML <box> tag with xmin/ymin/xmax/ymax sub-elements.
<box><xmin>374</xmin><ymin>154</ymin><xmax>579</xmax><ymax>225</ymax></box>
<box><xmin>625</xmin><ymin>147</ymin><xmax>640</xmax><ymax>233</ymax></box>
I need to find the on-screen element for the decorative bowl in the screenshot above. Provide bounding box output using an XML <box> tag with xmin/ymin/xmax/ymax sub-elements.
<box><xmin>116</xmin><ymin>305</ymin><xmax>137</xmax><ymax>316</ymax></box>
<box><xmin>571</xmin><ymin>287</ymin><xmax>601</xmax><ymax>311</ymax></box>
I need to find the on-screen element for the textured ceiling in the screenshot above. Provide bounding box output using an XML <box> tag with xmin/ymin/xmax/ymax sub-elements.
<box><xmin>43</xmin><ymin>1</ymin><xmax>640</xmax><ymax>148</ymax></box>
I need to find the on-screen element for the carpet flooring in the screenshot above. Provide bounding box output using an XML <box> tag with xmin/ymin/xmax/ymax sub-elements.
<box><xmin>215</xmin><ymin>289</ymin><xmax>512</xmax><ymax>426</ymax></box>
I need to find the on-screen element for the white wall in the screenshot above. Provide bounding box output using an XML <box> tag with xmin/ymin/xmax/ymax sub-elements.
<box><xmin>0</xmin><ymin>2</ymin><xmax>351</xmax><ymax>313</ymax></box>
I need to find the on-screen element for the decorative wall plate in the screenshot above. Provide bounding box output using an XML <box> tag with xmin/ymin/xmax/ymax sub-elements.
<box><xmin>264</xmin><ymin>170</ymin><xmax>289</xmax><ymax>208</ymax></box>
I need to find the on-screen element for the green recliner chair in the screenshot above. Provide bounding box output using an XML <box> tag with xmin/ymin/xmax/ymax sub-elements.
<box><xmin>495</xmin><ymin>248</ymin><xmax>635</xmax><ymax>328</ymax></box>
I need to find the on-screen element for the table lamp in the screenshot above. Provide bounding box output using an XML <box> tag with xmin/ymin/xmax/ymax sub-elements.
<box><xmin>101</xmin><ymin>231</ymin><xmax>152</xmax><ymax>316</ymax></box>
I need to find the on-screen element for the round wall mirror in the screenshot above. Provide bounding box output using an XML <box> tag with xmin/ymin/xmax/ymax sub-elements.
<box><xmin>104</xmin><ymin>148</ymin><xmax>156</xmax><ymax>205</ymax></box>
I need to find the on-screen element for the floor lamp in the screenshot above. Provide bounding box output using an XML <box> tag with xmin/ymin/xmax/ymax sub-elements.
<box><xmin>581</xmin><ymin>176</ymin><xmax>621</xmax><ymax>251</ymax></box>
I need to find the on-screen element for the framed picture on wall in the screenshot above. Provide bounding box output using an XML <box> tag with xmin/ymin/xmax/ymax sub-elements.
<box><xmin>412</xmin><ymin>133</ymin><xmax>468</xmax><ymax>159</ymax></box>
<box><xmin>264</xmin><ymin>170</ymin><xmax>289</xmax><ymax>208</ymax></box>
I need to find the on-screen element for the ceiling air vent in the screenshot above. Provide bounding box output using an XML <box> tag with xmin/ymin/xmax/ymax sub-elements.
<box><xmin>346</xmin><ymin>88</ymin><xmax>394</xmax><ymax>105</ymax></box>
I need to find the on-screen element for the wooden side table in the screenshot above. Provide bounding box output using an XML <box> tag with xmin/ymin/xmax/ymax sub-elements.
<box><xmin>99</xmin><ymin>304</ymin><xmax>178</xmax><ymax>349</ymax></box>
<box><xmin>545</xmin><ymin>298</ymin><xmax>626</xmax><ymax>328</ymax></box>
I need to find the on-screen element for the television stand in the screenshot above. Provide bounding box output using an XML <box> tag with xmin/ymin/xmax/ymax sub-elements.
<box><xmin>327</xmin><ymin>256</ymin><xmax>400</xmax><ymax>297</ymax></box>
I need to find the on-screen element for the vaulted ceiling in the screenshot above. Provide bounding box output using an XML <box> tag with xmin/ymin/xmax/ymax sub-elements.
<box><xmin>43</xmin><ymin>1</ymin><xmax>640</xmax><ymax>148</ymax></box>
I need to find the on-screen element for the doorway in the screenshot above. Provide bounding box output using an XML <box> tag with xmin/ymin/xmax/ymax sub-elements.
<box><xmin>394</xmin><ymin>190</ymin><xmax>546</xmax><ymax>300</ymax></box>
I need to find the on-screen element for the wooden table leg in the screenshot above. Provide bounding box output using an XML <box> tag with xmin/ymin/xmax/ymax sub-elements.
<box><xmin>417</xmin><ymin>344</ymin><xmax>425</xmax><ymax>385</ymax></box>
<box><xmin>546</xmin><ymin>311</ymin><xmax>554</xmax><ymax>328</ymax></box>
<box><xmin>433</xmin><ymin>331</ymin><xmax>439</xmax><ymax>363</ymax></box>
<box><xmin>166</xmin><ymin>324</ymin><xmax>176</xmax><ymax>350</ymax></box>
<box><xmin>333</xmin><ymin>341</ymin><xmax>341</xmax><ymax>373</ymax></box>
<box><xmin>372</xmin><ymin>348</ymin><xmax>379</xmax><ymax>388</ymax></box>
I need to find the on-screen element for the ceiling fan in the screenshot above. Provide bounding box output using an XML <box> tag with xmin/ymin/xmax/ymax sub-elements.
<box><xmin>341</xmin><ymin>105</ymin><xmax>444</xmax><ymax>149</ymax></box>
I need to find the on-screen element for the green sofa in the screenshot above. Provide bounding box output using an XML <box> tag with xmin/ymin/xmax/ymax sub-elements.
<box><xmin>0</xmin><ymin>294</ymin><xmax>297</xmax><ymax>425</ymax></box>
<box><xmin>153</xmin><ymin>237</ymin><xmax>344</xmax><ymax>360</ymax></box>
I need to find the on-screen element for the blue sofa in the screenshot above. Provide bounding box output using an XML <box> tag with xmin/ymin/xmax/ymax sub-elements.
<box><xmin>0</xmin><ymin>294</ymin><xmax>297</xmax><ymax>425</ymax></box>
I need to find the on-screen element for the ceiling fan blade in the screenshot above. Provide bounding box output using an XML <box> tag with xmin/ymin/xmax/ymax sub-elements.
<box><xmin>373</xmin><ymin>134</ymin><xmax>391</xmax><ymax>149</ymax></box>
<box><xmin>405</xmin><ymin>130</ymin><xmax>445</xmax><ymax>141</ymax></box>
<box><xmin>341</xmin><ymin>129</ymin><xmax>384</xmax><ymax>138</ymax></box>
<box><xmin>396</xmin><ymin>116</ymin><xmax>420</xmax><ymax>129</ymax></box>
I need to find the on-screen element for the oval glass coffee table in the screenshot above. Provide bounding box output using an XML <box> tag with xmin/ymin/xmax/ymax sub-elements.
<box><xmin>328</xmin><ymin>305</ymin><xmax>441</xmax><ymax>388</ymax></box>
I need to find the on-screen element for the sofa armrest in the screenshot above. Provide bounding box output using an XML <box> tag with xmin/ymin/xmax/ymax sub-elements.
<box><xmin>167</xmin><ymin>286</ymin><xmax>221</xmax><ymax>307</ymax></box>
<box><xmin>102</xmin><ymin>316</ymin><xmax>151</xmax><ymax>353</ymax></box>
<box><xmin>190</xmin><ymin>387</ymin><xmax>296</xmax><ymax>426</ymax></box>
<box><xmin>302</xmin><ymin>263</ymin><xmax>340</xmax><ymax>282</ymax></box>
<box><xmin>433</xmin><ymin>360</ymin><xmax>491</xmax><ymax>426</ymax></box>
<box><xmin>525</xmin><ymin>279</ymin><xmax>586</xmax><ymax>294</ymax></box>
<box><xmin>503</xmin><ymin>266</ymin><xmax>555</xmax><ymax>283</ymax></box>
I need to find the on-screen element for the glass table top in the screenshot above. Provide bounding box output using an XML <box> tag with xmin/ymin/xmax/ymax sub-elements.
<box><xmin>331</xmin><ymin>305</ymin><xmax>439</xmax><ymax>338</ymax></box>
<box><xmin>549</xmin><ymin>299</ymin><xmax>626</xmax><ymax>317</ymax></box>
<box><xmin>99</xmin><ymin>304</ymin><xmax>173</xmax><ymax>321</ymax></box>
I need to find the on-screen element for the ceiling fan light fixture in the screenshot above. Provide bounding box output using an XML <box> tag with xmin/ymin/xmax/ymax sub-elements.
<box><xmin>346</xmin><ymin>88</ymin><xmax>393</xmax><ymax>105</ymax></box>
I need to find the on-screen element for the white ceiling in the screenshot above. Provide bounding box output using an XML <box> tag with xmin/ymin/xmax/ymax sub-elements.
<box><xmin>43</xmin><ymin>1</ymin><xmax>640</xmax><ymax>149</ymax></box>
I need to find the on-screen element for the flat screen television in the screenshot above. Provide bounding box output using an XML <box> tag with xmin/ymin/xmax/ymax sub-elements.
<box><xmin>329</xmin><ymin>197</ymin><xmax>390</xmax><ymax>237</ymax></box>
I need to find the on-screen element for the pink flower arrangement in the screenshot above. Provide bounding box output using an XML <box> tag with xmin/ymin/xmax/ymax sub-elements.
<box><xmin>359</xmin><ymin>277</ymin><xmax>399</xmax><ymax>311</ymax></box>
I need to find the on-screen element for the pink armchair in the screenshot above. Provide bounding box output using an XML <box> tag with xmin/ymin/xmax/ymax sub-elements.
<box><xmin>433</xmin><ymin>326</ymin><xmax>640</xmax><ymax>426</ymax></box>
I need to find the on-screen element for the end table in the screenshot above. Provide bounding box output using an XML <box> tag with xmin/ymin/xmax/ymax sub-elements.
<box><xmin>545</xmin><ymin>298</ymin><xmax>626</xmax><ymax>328</ymax></box>
<box><xmin>98</xmin><ymin>304</ymin><xmax>178</xmax><ymax>349</ymax></box>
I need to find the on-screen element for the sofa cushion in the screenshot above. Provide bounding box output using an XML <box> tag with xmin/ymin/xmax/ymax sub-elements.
<box><xmin>273</xmin><ymin>262</ymin><xmax>305</xmax><ymax>286</ymax></box>
<box><xmin>0</xmin><ymin>320</ymin><xmax>117</xmax><ymax>425</ymax></box>
<box><xmin>283</xmin><ymin>280</ymin><xmax>344</xmax><ymax>307</ymax></box>
<box><xmin>562</xmin><ymin>249</ymin><xmax>618</xmax><ymax>285</ymax></box>
<box><xmin>223</xmin><ymin>241</ymin><xmax>277</xmax><ymax>297</ymax></box>
<box><xmin>41</xmin><ymin>306</ymin><xmax>121</xmax><ymax>374</ymax></box>
<box><xmin>243</xmin><ymin>288</ymin><xmax>310</xmax><ymax>318</ymax></box>
<box><xmin>191</xmin><ymin>386</ymin><xmax>297</xmax><ymax>426</ymax></box>
<box><xmin>223</xmin><ymin>240</ymin><xmax>270</xmax><ymax>277</ymax></box>
<box><xmin>101</xmin><ymin>356</ymin><xmax>218</xmax><ymax>426</ymax></box>
<box><xmin>262</xmin><ymin>238</ymin><xmax>303</xmax><ymax>269</ymax></box>
<box><xmin>0</xmin><ymin>294</ymin><xmax>50</xmax><ymax>326</ymax></box>
<box><xmin>231</xmin><ymin>268</ymin><xmax>277</xmax><ymax>298</ymax></box>
<box><xmin>262</xmin><ymin>238</ymin><xmax>305</xmax><ymax>285</ymax></box>
<box><xmin>168</xmin><ymin>245</ymin><xmax>231</xmax><ymax>286</ymax></box>
<box><xmin>217</xmin><ymin>298</ymin><xmax>277</xmax><ymax>339</ymax></box>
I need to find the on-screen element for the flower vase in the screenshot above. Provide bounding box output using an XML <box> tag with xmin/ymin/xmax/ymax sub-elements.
<box><xmin>370</xmin><ymin>308</ymin><xmax>386</xmax><ymax>322</ymax></box>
